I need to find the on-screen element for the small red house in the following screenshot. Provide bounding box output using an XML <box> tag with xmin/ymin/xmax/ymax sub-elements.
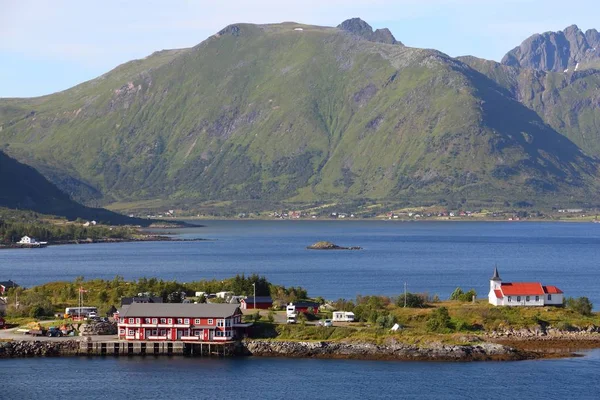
<box><xmin>289</xmin><ymin>301</ymin><xmax>320</xmax><ymax>314</ymax></box>
<box><xmin>240</xmin><ymin>296</ymin><xmax>273</xmax><ymax>310</ymax></box>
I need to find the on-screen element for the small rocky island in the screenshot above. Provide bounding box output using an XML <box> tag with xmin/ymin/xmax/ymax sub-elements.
<box><xmin>306</xmin><ymin>241</ymin><xmax>361</xmax><ymax>250</ymax></box>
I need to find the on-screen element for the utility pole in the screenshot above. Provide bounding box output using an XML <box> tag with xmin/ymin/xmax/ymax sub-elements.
<box><xmin>404</xmin><ymin>282</ymin><xmax>407</xmax><ymax>308</ymax></box>
<box><xmin>252</xmin><ymin>283</ymin><xmax>256</xmax><ymax>310</ymax></box>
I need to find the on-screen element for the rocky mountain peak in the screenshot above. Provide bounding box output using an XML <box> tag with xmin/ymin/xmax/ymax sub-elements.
<box><xmin>502</xmin><ymin>24</ymin><xmax>600</xmax><ymax>72</ymax></box>
<box><xmin>338</xmin><ymin>18</ymin><xmax>403</xmax><ymax>45</ymax></box>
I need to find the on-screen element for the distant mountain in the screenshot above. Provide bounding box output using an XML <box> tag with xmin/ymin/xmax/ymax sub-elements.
<box><xmin>0</xmin><ymin>19</ymin><xmax>599</xmax><ymax>211</ymax></box>
<box><xmin>502</xmin><ymin>25</ymin><xmax>600</xmax><ymax>72</ymax></box>
<box><xmin>0</xmin><ymin>150</ymin><xmax>140</xmax><ymax>223</ymax></box>
<box><xmin>337</xmin><ymin>18</ymin><xmax>402</xmax><ymax>45</ymax></box>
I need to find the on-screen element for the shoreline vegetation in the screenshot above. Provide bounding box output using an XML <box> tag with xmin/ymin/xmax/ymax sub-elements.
<box><xmin>0</xmin><ymin>207</ymin><xmax>200</xmax><ymax>250</ymax></box>
<box><xmin>1</xmin><ymin>276</ymin><xmax>599</xmax><ymax>361</ymax></box>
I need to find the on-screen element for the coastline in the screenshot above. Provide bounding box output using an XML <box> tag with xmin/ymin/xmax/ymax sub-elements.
<box><xmin>0</xmin><ymin>236</ymin><xmax>210</xmax><ymax>250</ymax></box>
<box><xmin>3</xmin><ymin>335</ymin><xmax>598</xmax><ymax>361</ymax></box>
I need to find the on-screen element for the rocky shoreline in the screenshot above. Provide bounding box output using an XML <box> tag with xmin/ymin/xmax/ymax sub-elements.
<box><xmin>239</xmin><ymin>339</ymin><xmax>531</xmax><ymax>361</ymax></box>
<box><xmin>3</xmin><ymin>328</ymin><xmax>600</xmax><ymax>360</ymax></box>
<box><xmin>0</xmin><ymin>339</ymin><xmax>529</xmax><ymax>361</ymax></box>
<box><xmin>0</xmin><ymin>340</ymin><xmax>81</xmax><ymax>358</ymax></box>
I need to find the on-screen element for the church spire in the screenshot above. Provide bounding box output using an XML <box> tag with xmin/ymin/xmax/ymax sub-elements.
<box><xmin>491</xmin><ymin>265</ymin><xmax>501</xmax><ymax>281</ymax></box>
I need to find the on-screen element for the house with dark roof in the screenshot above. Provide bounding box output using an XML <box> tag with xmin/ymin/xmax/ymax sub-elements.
<box><xmin>240</xmin><ymin>296</ymin><xmax>273</xmax><ymax>310</ymax></box>
<box><xmin>117</xmin><ymin>303</ymin><xmax>252</xmax><ymax>341</ymax></box>
<box><xmin>488</xmin><ymin>267</ymin><xmax>564</xmax><ymax>306</ymax></box>
<box><xmin>0</xmin><ymin>280</ymin><xmax>18</xmax><ymax>295</ymax></box>
<box><xmin>120</xmin><ymin>296</ymin><xmax>163</xmax><ymax>306</ymax></box>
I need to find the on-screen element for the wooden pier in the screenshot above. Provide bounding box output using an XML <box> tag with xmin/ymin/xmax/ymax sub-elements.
<box><xmin>81</xmin><ymin>340</ymin><xmax>237</xmax><ymax>357</ymax></box>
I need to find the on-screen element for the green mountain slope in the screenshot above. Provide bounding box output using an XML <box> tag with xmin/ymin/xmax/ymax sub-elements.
<box><xmin>0</xmin><ymin>19</ymin><xmax>598</xmax><ymax>209</ymax></box>
<box><xmin>0</xmin><ymin>150</ymin><xmax>141</xmax><ymax>223</ymax></box>
<box><xmin>459</xmin><ymin>56</ymin><xmax>600</xmax><ymax>159</ymax></box>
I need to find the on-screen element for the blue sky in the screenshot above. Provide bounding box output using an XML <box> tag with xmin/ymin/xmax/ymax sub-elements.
<box><xmin>1</xmin><ymin>0</ymin><xmax>598</xmax><ymax>98</ymax></box>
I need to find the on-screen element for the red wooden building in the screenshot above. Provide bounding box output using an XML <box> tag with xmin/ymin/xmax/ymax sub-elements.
<box><xmin>240</xmin><ymin>296</ymin><xmax>273</xmax><ymax>310</ymax></box>
<box><xmin>117</xmin><ymin>303</ymin><xmax>252</xmax><ymax>342</ymax></box>
<box><xmin>289</xmin><ymin>301</ymin><xmax>320</xmax><ymax>314</ymax></box>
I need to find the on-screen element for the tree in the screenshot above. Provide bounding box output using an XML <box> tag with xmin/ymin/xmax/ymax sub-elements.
<box><xmin>376</xmin><ymin>314</ymin><xmax>397</xmax><ymax>329</ymax></box>
<box><xmin>450</xmin><ymin>287</ymin><xmax>477</xmax><ymax>302</ymax></box>
<box><xmin>396</xmin><ymin>293</ymin><xmax>425</xmax><ymax>308</ymax></box>
<box><xmin>565</xmin><ymin>297</ymin><xmax>593</xmax><ymax>316</ymax></box>
<box><xmin>450</xmin><ymin>287</ymin><xmax>464</xmax><ymax>301</ymax></box>
<box><xmin>166</xmin><ymin>291</ymin><xmax>182</xmax><ymax>303</ymax></box>
<box><xmin>426</xmin><ymin>307</ymin><xmax>453</xmax><ymax>333</ymax></box>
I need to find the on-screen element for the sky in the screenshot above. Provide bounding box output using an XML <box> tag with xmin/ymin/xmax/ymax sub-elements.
<box><xmin>1</xmin><ymin>0</ymin><xmax>599</xmax><ymax>98</ymax></box>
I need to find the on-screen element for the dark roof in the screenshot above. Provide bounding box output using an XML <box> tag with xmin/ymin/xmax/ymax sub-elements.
<box><xmin>491</xmin><ymin>266</ymin><xmax>501</xmax><ymax>281</ymax></box>
<box><xmin>242</xmin><ymin>296</ymin><xmax>273</xmax><ymax>303</ymax></box>
<box><xmin>292</xmin><ymin>301</ymin><xmax>320</xmax><ymax>308</ymax></box>
<box><xmin>0</xmin><ymin>280</ymin><xmax>18</xmax><ymax>288</ymax></box>
<box><xmin>119</xmin><ymin>303</ymin><xmax>240</xmax><ymax>318</ymax></box>
<box><xmin>121</xmin><ymin>296</ymin><xmax>163</xmax><ymax>306</ymax></box>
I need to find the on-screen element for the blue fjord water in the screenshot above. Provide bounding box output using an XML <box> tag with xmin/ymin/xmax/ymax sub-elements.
<box><xmin>1</xmin><ymin>220</ymin><xmax>600</xmax><ymax>303</ymax></box>
<box><xmin>2</xmin><ymin>220</ymin><xmax>600</xmax><ymax>398</ymax></box>
<box><xmin>1</xmin><ymin>351</ymin><xmax>600</xmax><ymax>399</ymax></box>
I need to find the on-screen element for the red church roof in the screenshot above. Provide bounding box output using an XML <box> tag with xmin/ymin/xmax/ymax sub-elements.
<box><xmin>500</xmin><ymin>282</ymin><xmax>545</xmax><ymax>295</ymax></box>
<box><xmin>494</xmin><ymin>290</ymin><xmax>503</xmax><ymax>299</ymax></box>
<box><xmin>543</xmin><ymin>285</ymin><xmax>563</xmax><ymax>294</ymax></box>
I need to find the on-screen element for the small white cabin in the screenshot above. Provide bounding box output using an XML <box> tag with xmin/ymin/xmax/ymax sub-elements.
<box><xmin>332</xmin><ymin>311</ymin><xmax>355</xmax><ymax>322</ymax></box>
<box><xmin>216</xmin><ymin>291</ymin><xmax>234</xmax><ymax>299</ymax></box>
<box><xmin>18</xmin><ymin>236</ymin><xmax>37</xmax><ymax>244</ymax></box>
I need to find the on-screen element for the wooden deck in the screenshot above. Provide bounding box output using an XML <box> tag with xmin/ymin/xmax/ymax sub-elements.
<box><xmin>82</xmin><ymin>340</ymin><xmax>237</xmax><ymax>357</ymax></box>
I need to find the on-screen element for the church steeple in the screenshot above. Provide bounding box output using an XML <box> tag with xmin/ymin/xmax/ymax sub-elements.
<box><xmin>491</xmin><ymin>266</ymin><xmax>501</xmax><ymax>281</ymax></box>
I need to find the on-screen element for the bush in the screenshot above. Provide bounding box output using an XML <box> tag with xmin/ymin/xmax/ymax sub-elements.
<box><xmin>426</xmin><ymin>307</ymin><xmax>453</xmax><ymax>333</ymax></box>
<box><xmin>396</xmin><ymin>292</ymin><xmax>426</xmax><ymax>308</ymax></box>
<box><xmin>267</xmin><ymin>310</ymin><xmax>275</xmax><ymax>323</ymax></box>
<box><xmin>252</xmin><ymin>311</ymin><xmax>262</xmax><ymax>322</ymax></box>
<box><xmin>450</xmin><ymin>287</ymin><xmax>477</xmax><ymax>302</ymax></box>
<box><xmin>375</xmin><ymin>314</ymin><xmax>397</xmax><ymax>329</ymax></box>
<box><xmin>565</xmin><ymin>297</ymin><xmax>593</xmax><ymax>316</ymax></box>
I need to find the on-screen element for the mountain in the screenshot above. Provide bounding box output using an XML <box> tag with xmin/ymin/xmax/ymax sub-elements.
<box><xmin>0</xmin><ymin>150</ymin><xmax>141</xmax><ymax>223</ymax></box>
<box><xmin>0</xmin><ymin>19</ymin><xmax>599</xmax><ymax>211</ymax></box>
<box><xmin>460</xmin><ymin>24</ymin><xmax>600</xmax><ymax>160</ymax></box>
<box><xmin>337</xmin><ymin>18</ymin><xmax>402</xmax><ymax>45</ymax></box>
<box><xmin>502</xmin><ymin>25</ymin><xmax>600</xmax><ymax>72</ymax></box>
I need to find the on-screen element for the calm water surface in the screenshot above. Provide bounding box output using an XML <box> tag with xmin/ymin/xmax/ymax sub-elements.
<box><xmin>2</xmin><ymin>221</ymin><xmax>600</xmax><ymax>396</ymax></box>
<box><xmin>1</xmin><ymin>351</ymin><xmax>600</xmax><ymax>399</ymax></box>
<box><xmin>1</xmin><ymin>220</ymin><xmax>599</xmax><ymax>302</ymax></box>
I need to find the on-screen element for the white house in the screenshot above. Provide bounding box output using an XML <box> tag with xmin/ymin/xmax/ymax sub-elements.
<box><xmin>18</xmin><ymin>236</ymin><xmax>37</xmax><ymax>244</ymax></box>
<box><xmin>488</xmin><ymin>267</ymin><xmax>564</xmax><ymax>307</ymax></box>
<box><xmin>332</xmin><ymin>311</ymin><xmax>355</xmax><ymax>322</ymax></box>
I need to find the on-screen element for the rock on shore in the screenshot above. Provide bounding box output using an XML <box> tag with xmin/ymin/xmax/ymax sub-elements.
<box><xmin>306</xmin><ymin>241</ymin><xmax>361</xmax><ymax>250</ymax></box>
<box><xmin>239</xmin><ymin>339</ymin><xmax>527</xmax><ymax>361</ymax></box>
<box><xmin>0</xmin><ymin>340</ymin><xmax>80</xmax><ymax>358</ymax></box>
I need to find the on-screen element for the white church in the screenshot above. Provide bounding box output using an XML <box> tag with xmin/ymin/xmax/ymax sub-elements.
<box><xmin>488</xmin><ymin>267</ymin><xmax>564</xmax><ymax>307</ymax></box>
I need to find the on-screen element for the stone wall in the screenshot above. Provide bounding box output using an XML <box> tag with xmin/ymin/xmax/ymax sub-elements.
<box><xmin>239</xmin><ymin>339</ymin><xmax>528</xmax><ymax>361</ymax></box>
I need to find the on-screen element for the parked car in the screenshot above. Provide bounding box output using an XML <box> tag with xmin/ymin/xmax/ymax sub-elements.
<box><xmin>47</xmin><ymin>327</ymin><xmax>63</xmax><ymax>337</ymax></box>
<box><xmin>318</xmin><ymin>319</ymin><xmax>333</xmax><ymax>327</ymax></box>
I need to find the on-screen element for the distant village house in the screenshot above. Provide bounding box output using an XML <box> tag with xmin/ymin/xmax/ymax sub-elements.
<box><xmin>240</xmin><ymin>296</ymin><xmax>273</xmax><ymax>310</ymax></box>
<box><xmin>0</xmin><ymin>280</ymin><xmax>19</xmax><ymax>295</ymax></box>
